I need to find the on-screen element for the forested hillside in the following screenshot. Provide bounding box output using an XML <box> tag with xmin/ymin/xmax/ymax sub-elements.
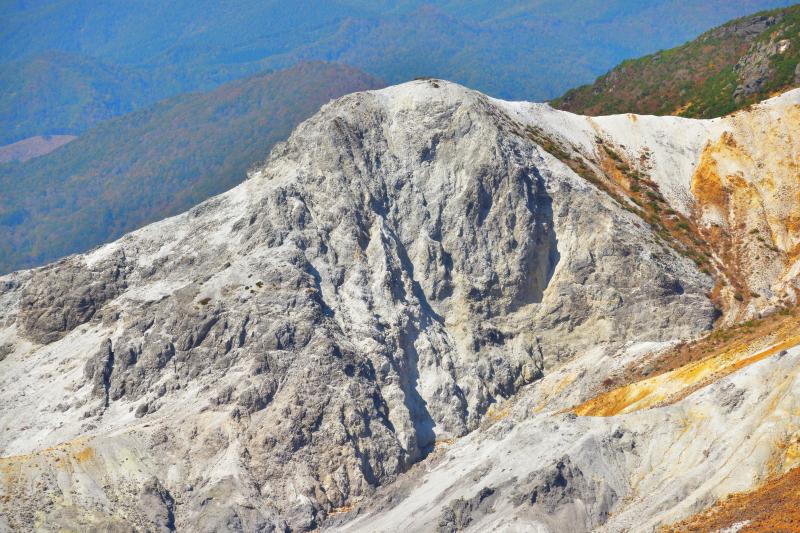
<box><xmin>553</xmin><ymin>5</ymin><xmax>800</xmax><ymax>118</ymax></box>
<box><xmin>0</xmin><ymin>62</ymin><xmax>383</xmax><ymax>273</ymax></box>
<box><xmin>1</xmin><ymin>0</ymin><xmax>793</xmax><ymax>143</ymax></box>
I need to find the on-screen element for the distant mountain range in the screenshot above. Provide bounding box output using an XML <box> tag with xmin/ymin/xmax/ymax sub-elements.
<box><xmin>553</xmin><ymin>4</ymin><xmax>800</xmax><ymax>118</ymax></box>
<box><xmin>0</xmin><ymin>50</ymin><xmax>167</xmax><ymax>146</ymax></box>
<box><xmin>0</xmin><ymin>62</ymin><xmax>383</xmax><ymax>273</ymax></box>
<box><xmin>1</xmin><ymin>0</ymin><xmax>794</xmax><ymax>144</ymax></box>
<box><xmin>2</xmin><ymin>1</ymin><xmax>798</xmax><ymax>275</ymax></box>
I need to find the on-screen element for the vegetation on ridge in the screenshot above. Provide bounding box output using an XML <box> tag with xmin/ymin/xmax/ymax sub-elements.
<box><xmin>553</xmin><ymin>4</ymin><xmax>800</xmax><ymax>118</ymax></box>
<box><xmin>1</xmin><ymin>1</ymin><xmax>793</xmax><ymax>143</ymax></box>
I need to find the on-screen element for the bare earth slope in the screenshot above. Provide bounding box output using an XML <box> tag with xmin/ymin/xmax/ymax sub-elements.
<box><xmin>0</xmin><ymin>80</ymin><xmax>798</xmax><ymax>532</ymax></box>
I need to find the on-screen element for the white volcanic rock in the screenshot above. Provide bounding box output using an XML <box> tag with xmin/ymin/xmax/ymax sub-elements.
<box><xmin>335</xmin><ymin>342</ymin><xmax>800</xmax><ymax>533</ymax></box>
<box><xmin>498</xmin><ymin>88</ymin><xmax>800</xmax><ymax>315</ymax></box>
<box><xmin>496</xmin><ymin>88</ymin><xmax>800</xmax><ymax>216</ymax></box>
<box><xmin>0</xmin><ymin>80</ymin><xmax>796</xmax><ymax>532</ymax></box>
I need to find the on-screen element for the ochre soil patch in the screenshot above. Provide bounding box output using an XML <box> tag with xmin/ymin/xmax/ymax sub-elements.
<box><xmin>574</xmin><ymin>308</ymin><xmax>800</xmax><ymax>416</ymax></box>
<box><xmin>661</xmin><ymin>467</ymin><xmax>800</xmax><ymax>533</ymax></box>
<box><xmin>616</xmin><ymin>308</ymin><xmax>800</xmax><ymax>388</ymax></box>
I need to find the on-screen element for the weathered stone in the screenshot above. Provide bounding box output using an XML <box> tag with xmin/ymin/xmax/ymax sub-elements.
<box><xmin>0</xmin><ymin>342</ymin><xmax>12</xmax><ymax>361</ymax></box>
<box><xmin>8</xmin><ymin>80</ymin><xmax>785</xmax><ymax>532</ymax></box>
<box><xmin>139</xmin><ymin>477</ymin><xmax>175</xmax><ymax>532</ymax></box>
<box><xmin>437</xmin><ymin>487</ymin><xmax>496</xmax><ymax>533</ymax></box>
<box><xmin>18</xmin><ymin>253</ymin><xmax>128</xmax><ymax>344</ymax></box>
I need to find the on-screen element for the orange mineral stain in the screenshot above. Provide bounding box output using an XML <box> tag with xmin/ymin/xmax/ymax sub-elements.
<box><xmin>574</xmin><ymin>330</ymin><xmax>800</xmax><ymax>417</ymax></box>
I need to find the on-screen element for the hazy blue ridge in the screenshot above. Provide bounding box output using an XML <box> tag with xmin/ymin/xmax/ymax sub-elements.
<box><xmin>1</xmin><ymin>0</ymin><xmax>794</xmax><ymax>143</ymax></box>
<box><xmin>0</xmin><ymin>62</ymin><xmax>385</xmax><ymax>273</ymax></box>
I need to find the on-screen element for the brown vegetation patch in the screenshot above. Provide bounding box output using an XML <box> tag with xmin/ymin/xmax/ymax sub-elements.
<box><xmin>622</xmin><ymin>307</ymin><xmax>799</xmax><ymax>386</ymax></box>
<box><xmin>662</xmin><ymin>467</ymin><xmax>800</xmax><ymax>533</ymax></box>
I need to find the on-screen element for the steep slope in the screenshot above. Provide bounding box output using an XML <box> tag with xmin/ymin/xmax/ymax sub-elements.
<box><xmin>337</xmin><ymin>323</ymin><xmax>800</xmax><ymax>532</ymax></box>
<box><xmin>0</xmin><ymin>80</ymin><xmax>716</xmax><ymax>531</ymax></box>
<box><xmin>501</xmin><ymin>87</ymin><xmax>800</xmax><ymax>320</ymax></box>
<box><xmin>0</xmin><ymin>81</ymin><xmax>798</xmax><ymax>532</ymax></box>
<box><xmin>553</xmin><ymin>4</ymin><xmax>800</xmax><ymax>118</ymax></box>
<box><xmin>0</xmin><ymin>62</ymin><xmax>384</xmax><ymax>274</ymax></box>
<box><xmin>1</xmin><ymin>0</ymin><xmax>793</xmax><ymax>140</ymax></box>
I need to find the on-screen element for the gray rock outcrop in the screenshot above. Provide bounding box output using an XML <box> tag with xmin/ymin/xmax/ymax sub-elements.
<box><xmin>0</xmin><ymin>80</ymin><xmax>719</xmax><ymax>531</ymax></box>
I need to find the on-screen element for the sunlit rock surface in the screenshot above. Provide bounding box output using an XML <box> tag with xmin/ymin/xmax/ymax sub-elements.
<box><xmin>1</xmin><ymin>80</ymin><xmax>798</xmax><ymax>532</ymax></box>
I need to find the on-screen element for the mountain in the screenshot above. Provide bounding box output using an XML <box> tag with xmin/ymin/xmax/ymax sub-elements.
<box><xmin>1</xmin><ymin>80</ymin><xmax>798</xmax><ymax>532</ymax></box>
<box><xmin>1</xmin><ymin>0</ymin><xmax>794</xmax><ymax>142</ymax></box>
<box><xmin>518</xmin><ymin>84</ymin><xmax>800</xmax><ymax>322</ymax></box>
<box><xmin>0</xmin><ymin>51</ymin><xmax>157</xmax><ymax>145</ymax></box>
<box><xmin>0</xmin><ymin>62</ymin><xmax>384</xmax><ymax>274</ymax></box>
<box><xmin>553</xmin><ymin>4</ymin><xmax>800</xmax><ymax>118</ymax></box>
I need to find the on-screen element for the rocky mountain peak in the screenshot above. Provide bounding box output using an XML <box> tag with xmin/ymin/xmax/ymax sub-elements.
<box><xmin>0</xmin><ymin>80</ymin><xmax>798</xmax><ymax>532</ymax></box>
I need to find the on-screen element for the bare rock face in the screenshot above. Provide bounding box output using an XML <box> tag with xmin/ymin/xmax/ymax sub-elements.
<box><xmin>0</xmin><ymin>342</ymin><xmax>12</xmax><ymax>361</ymax></box>
<box><xmin>715</xmin><ymin>13</ymin><xmax>781</xmax><ymax>39</ymax></box>
<box><xmin>0</xmin><ymin>80</ymin><xmax>721</xmax><ymax>531</ymax></box>
<box><xmin>139</xmin><ymin>477</ymin><xmax>176</xmax><ymax>533</ymax></box>
<box><xmin>511</xmin><ymin>456</ymin><xmax>617</xmax><ymax>525</ymax></box>
<box><xmin>17</xmin><ymin>251</ymin><xmax>129</xmax><ymax>343</ymax></box>
<box><xmin>734</xmin><ymin>38</ymin><xmax>780</xmax><ymax>101</ymax></box>
<box><xmin>437</xmin><ymin>486</ymin><xmax>497</xmax><ymax>532</ymax></box>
